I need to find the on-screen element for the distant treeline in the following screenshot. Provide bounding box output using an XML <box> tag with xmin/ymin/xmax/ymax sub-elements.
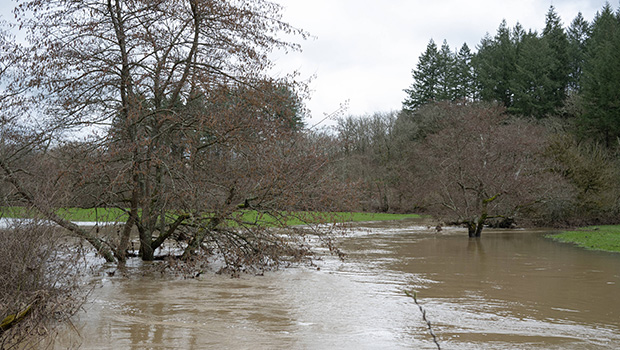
<box><xmin>333</xmin><ymin>4</ymin><xmax>620</xmax><ymax>229</ymax></box>
<box><xmin>404</xmin><ymin>4</ymin><xmax>620</xmax><ymax>146</ymax></box>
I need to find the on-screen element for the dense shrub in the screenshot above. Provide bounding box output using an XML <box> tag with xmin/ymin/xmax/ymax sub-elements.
<box><xmin>0</xmin><ymin>219</ymin><xmax>86</xmax><ymax>349</ymax></box>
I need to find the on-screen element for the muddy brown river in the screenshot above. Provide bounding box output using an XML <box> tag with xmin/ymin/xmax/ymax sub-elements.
<box><xmin>57</xmin><ymin>219</ymin><xmax>620</xmax><ymax>349</ymax></box>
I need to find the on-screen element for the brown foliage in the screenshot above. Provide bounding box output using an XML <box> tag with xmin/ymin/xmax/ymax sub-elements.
<box><xmin>408</xmin><ymin>102</ymin><xmax>565</xmax><ymax>235</ymax></box>
<box><xmin>0</xmin><ymin>0</ymin><xmax>355</xmax><ymax>271</ymax></box>
<box><xmin>543</xmin><ymin>133</ymin><xmax>620</xmax><ymax>225</ymax></box>
<box><xmin>335</xmin><ymin>111</ymin><xmax>402</xmax><ymax>212</ymax></box>
<box><xmin>0</xmin><ymin>219</ymin><xmax>86</xmax><ymax>349</ymax></box>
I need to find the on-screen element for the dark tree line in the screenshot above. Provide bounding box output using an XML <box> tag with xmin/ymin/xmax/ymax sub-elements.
<box><xmin>404</xmin><ymin>4</ymin><xmax>620</xmax><ymax>146</ymax></box>
<box><xmin>337</xmin><ymin>3</ymin><xmax>620</xmax><ymax>234</ymax></box>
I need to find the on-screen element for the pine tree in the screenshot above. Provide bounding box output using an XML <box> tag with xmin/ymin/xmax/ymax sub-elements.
<box><xmin>541</xmin><ymin>6</ymin><xmax>571</xmax><ymax>112</ymax></box>
<box><xmin>455</xmin><ymin>43</ymin><xmax>476</xmax><ymax>101</ymax></box>
<box><xmin>404</xmin><ymin>39</ymin><xmax>476</xmax><ymax>111</ymax></box>
<box><xmin>512</xmin><ymin>29</ymin><xmax>554</xmax><ymax>117</ymax></box>
<box><xmin>579</xmin><ymin>3</ymin><xmax>620</xmax><ymax>146</ymax></box>
<box><xmin>436</xmin><ymin>40</ymin><xmax>457</xmax><ymax>101</ymax></box>
<box><xmin>567</xmin><ymin>12</ymin><xmax>590</xmax><ymax>92</ymax></box>
<box><xmin>403</xmin><ymin>39</ymin><xmax>440</xmax><ymax>111</ymax></box>
<box><xmin>473</xmin><ymin>20</ymin><xmax>518</xmax><ymax>108</ymax></box>
<box><xmin>508</xmin><ymin>8</ymin><xmax>571</xmax><ymax>118</ymax></box>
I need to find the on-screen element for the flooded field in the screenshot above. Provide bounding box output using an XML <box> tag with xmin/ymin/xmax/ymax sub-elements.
<box><xmin>57</xmin><ymin>220</ymin><xmax>620</xmax><ymax>349</ymax></box>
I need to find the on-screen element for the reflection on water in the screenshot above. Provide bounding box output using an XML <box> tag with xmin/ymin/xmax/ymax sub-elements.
<box><xmin>58</xmin><ymin>220</ymin><xmax>620</xmax><ymax>349</ymax></box>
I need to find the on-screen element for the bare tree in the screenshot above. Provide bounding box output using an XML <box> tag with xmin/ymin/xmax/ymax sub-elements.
<box><xmin>335</xmin><ymin>111</ymin><xmax>402</xmax><ymax>212</ymax></box>
<box><xmin>409</xmin><ymin>102</ymin><xmax>562</xmax><ymax>237</ymax></box>
<box><xmin>0</xmin><ymin>219</ymin><xmax>86</xmax><ymax>349</ymax></box>
<box><xmin>1</xmin><ymin>0</ymin><xmax>351</xmax><ymax>269</ymax></box>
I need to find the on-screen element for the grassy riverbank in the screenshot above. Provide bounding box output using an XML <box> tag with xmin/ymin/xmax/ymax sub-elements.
<box><xmin>1</xmin><ymin>207</ymin><xmax>420</xmax><ymax>226</ymax></box>
<box><xmin>548</xmin><ymin>225</ymin><xmax>620</xmax><ymax>253</ymax></box>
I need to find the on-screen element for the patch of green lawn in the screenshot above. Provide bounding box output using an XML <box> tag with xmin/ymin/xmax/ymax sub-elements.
<box><xmin>231</xmin><ymin>211</ymin><xmax>420</xmax><ymax>227</ymax></box>
<box><xmin>56</xmin><ymin>207</ymin><xmax>129</xmax><ymax>222</ymax></box>
<box><xmin>1</xmin><ymin>206</ymin><xmax>129</xmax><ymax>222</ymax></box>
<box><xmin>2</xmin><ymin>206</ymin><xmax>420</xmax><ymax>226</ymax></box>
<box><xmin>547</xmin><ymin>225</ymin><xmax>620</xmax><ymax>253</ymax></box>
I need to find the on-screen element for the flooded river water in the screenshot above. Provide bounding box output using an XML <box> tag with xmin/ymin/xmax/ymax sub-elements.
<box><xmin>59</xmin><ymin>219</ymin><xmax>620</xmax><ymax>349</ymax></box>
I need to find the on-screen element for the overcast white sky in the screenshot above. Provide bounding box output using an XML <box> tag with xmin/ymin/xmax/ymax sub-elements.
<box><xmin>0</xmin><ymin>1</ymin><xmax>610</xmax><ymax>128</ymax></box>
<box><xmin>270</xmin><ymin>0</ymin><xmax>610</xmax><ymax>127</ymax></box>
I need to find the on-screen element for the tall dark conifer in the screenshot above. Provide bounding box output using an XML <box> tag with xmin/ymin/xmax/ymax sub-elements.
<box><xmin>455</xmin><ymin>43</ymin><xmax>475</xmax><ymax>101</ymax></box>
<box><xmin>567</xmin><ymin>12</ymin><xmax>590</xmax><ymax>92</ymax></box>
<box><xmin>403</xmin><ymin>39</ymin><xmax>440</xmax><ymax>111</ymax></box>
<box><xmin>436</xmin><ymin>40</ymin><xmax>457</xmax><ymax>101</ymax></box>
<box><xmin>512</xmin><ymin>29</ymin><xmax>554</xmax><ymax>117</ymax></box>
<box><xmin>473</xmin><ymin>20</ymin><xmax>518</xmax><ymax>108</ymax></box>
<box><xmin>579</xmin><ymin>3</ymin><xmax>620</xmax><ymax>146</ymax></box>
<box><xmin>404</xmin><ymin>39</ymin><xmax>477</xmax><ymax>110</ymax></box>
<box><xmin>541</xmin><ymin>6</ymin><xmax>571</xmax><ymax>112</ymax></box>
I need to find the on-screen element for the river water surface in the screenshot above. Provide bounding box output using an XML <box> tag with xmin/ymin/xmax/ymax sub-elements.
<box><xmin>59</xmin><ymin>219</ymin><xmax>620</xmax><ymax>349</ymax></box>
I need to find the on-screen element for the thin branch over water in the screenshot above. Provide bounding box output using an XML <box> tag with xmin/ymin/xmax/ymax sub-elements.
<box><xmin>406</xmin><ymin>290</ymin><xmax>441</xmax><ymax>350</ymax></box>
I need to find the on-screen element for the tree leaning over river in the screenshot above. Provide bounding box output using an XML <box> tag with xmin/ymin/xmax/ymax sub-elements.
<box><xmin>0</xmin><ymin>0</ymin><xmax>352</xmax><ymax>268</ymax></box>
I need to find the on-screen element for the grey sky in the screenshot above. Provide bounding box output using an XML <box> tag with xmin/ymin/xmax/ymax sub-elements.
<box><xmin>0</xmin><ymin>0</ymin><xmax>609</xmax><ymax>128</ymax></box>
<box><xmin>271</xmin><ymin>0</ymin><xmax>609</xmax><ymax>126</ymax></box>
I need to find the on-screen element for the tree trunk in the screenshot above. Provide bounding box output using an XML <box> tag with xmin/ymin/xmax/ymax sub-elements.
<box><xmin>138</xmin><ymin>225</ymin><xmax>155</xmax><ymax>261</ymax></box>
<box><xmin>467</xmin><ymin>218</ymin><xmax>485</xmax><ymax>238</ymax></box>
<box><xmin>474</xmin><ymin>221</ymin><xmax>483</xmax><ymax>237</ymax></box>
<box><xmin>467</xmin><ymin>193</ymin><xmax>498</xmax><ymax>238</ymax></box>
<box><xmin>181</xmin><ymin>217</ymin><xmax>221</xmax><ymax>260</ymax></box>
<box><xmin>151</xmin><ymin>214</ymin><xmax>190</xmax><ymax>252</ymax></box>
<box><xmin>467</xmin><ymin>222</ymin><xmax>479</xmax><ymax>237</ymax></box>
<box><xmin>117</xmin><ymin>185</ymin><xmax>139</xmax><ymax>263</ymax></box>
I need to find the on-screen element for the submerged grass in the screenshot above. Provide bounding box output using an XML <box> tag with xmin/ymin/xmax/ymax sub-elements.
<box><xmin>1</xmin><ymin>206</ymin><xmax>420</xmax><ymax>226</ymax></box>
<box><xmin>547</xmin><ymin>225</ymin><xmax>620</xmax><ymax>253</ymax></box>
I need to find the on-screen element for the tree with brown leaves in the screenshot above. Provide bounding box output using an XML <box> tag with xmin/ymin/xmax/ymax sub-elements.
<box><xmin>1</xmin><ymin>0</ymin><xmax>350</xmax><ymax>269</ymax></box>
<box><xmin>409</xmin><ymin>102</ymin><xmax>563</xmax><ymax>237</ymax></box>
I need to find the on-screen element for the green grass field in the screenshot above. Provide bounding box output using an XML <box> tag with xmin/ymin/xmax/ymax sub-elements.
<box><xmin>1</xmin><ymin>206</ymin><xmax>129</xmax><ymax>222</ymax></box>
<box><xmin>1</xmin><ymin>207</ymin><xmax>420</xmax><ymax>226</ymax></box>
<box><xmin>547</xmin><ymin>225</ymin><xmax>620</xmax><ymax>253</ymax></box>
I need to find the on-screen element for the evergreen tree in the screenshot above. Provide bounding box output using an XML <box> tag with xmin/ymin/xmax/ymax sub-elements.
<box><xmin>507</xmin><ymin>8</ymin><xmax>571</xmax><ymax>118</ymax></box>
<box><xmin>541</xmin><ymin>6</ymin><xmax>571</xmax><ymax>112</ymax></box>
<box><xmin>455</xmin><ymin>43</ymin><xmax>476</xmax><ymax>101</ymax></box>
<box><xmin>579</xmin><ymin>3</ymin><xmax>620</xmax><ymax>146</ymax></box>
<box><xmin>473</xmin><ymin>20</ymin><xmax>518</xmax><ymax>108</ymax></box>
<box><xmin>511</xmin><ymin>29</ymin><xmax>555</xmax><ymax>117</ymax></box>
<box><xmin>403</xmin><ymin>39</ymin><xmax>440</xmax><ymax>111</ymax></box>
<box><xmin>567</xmin><ymin>12</ymin><xmax>590</xmax><ymax>92</ymax></box>
<box><xmin>436</xmin><ymin>40</ymin><xmax>457</xmax><ymax>101</ymax></box>
<box><xmin>403</xmin><ymin>39</ymin><xmax>476</xmax><ymax>111</ymax></box>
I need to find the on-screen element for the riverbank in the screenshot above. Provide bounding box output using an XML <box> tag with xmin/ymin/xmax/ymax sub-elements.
<box><xmin>547</xmin><ymin>225</ymin><xmax>620</xmax><ymax>253</ymax></box>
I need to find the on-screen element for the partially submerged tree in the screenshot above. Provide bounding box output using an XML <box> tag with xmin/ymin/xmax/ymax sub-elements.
<box><xmin>410</xmin><ymin>102</ymin><xmax>562</xmax><ymax>237</ymax></box>
<box><xmin>1</xmin><ymin>0</ymin><xmax>349</xmax><ymax>270</ymax></box>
